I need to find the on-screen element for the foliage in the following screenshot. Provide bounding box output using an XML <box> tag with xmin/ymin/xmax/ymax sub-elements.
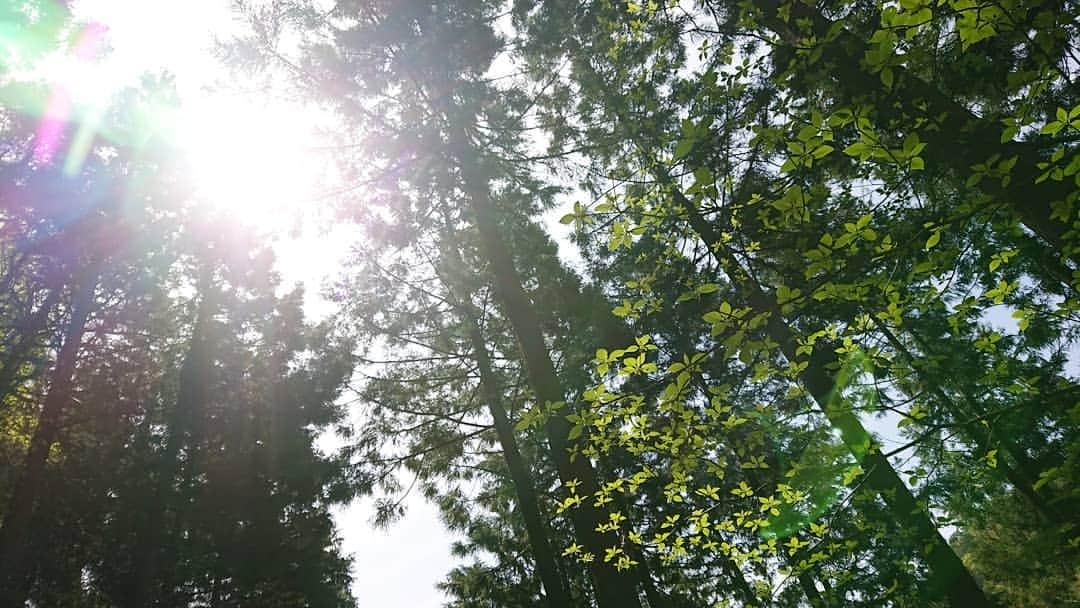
<box><xmin>2</xmin><ymin>0</ymin><xmax>1079</xmax><ymax>606</ymax></box>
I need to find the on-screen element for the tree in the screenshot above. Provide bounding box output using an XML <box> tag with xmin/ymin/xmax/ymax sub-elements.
<box><xmin>512</xmin><ymin>1</ymin><xmax>1076</xmax><ymax>604</ymax></box>
<box><xmin>0</xmin><ymin>35</ymin><xmax>359</xmax><ymax>605</ymax></box>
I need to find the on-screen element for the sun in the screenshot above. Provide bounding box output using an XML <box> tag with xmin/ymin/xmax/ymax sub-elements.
<box><xmin>48</xmin><ymin>0</ymin><xmax>326</xmax><ymax>231</ymax></box>
<box><xmin>175</xmin><ymin>94</ymin><xmax>327</xmax><ymax>231</ymax></box>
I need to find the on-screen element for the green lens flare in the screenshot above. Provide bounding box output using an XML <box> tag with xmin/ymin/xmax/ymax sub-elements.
<box><xmin>759</xmin><ymin>348</ymin><xmax>876</xmax><ymax>540</ymax></box>
<box><xmin>1</xmin><ymin>2</ymin><xmax>183</xmax><ymax>174</ymax></box>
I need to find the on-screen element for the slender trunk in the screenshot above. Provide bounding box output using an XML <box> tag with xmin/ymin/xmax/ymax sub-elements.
<box><xmin>0</xmin><ymin>288</ymin><xmax>61</xmax><ymax>403</ymax></box>
<box><xmin>751</xmin><ymin>0</ymin><xmax>1078</xmax><ymax>271</ymax></box>
<box><xmin>633</xmin><ymin>561</ymin><xmax>670</xmax><ymax>608</ymax></box>
<box><xmin>0</xmin><ymin>251</ymin><xmax>27</xmax><ymax>304</ymax></box>
<box><xmin>466</xmin><ymin>315</ymin><xmax>573</xmax><ymax>607</ymax></box>
<box><xmin>455</xmin><ymin>135</ymin><xmax>644</xmax><ymax>608</ymax></box>
<box><xmin>127</xmin><ymin>269</ymin><xmax>216</xmax><ymax>608</ymax></box>
<box><xmin>0</xmin><ymin>267</ymin><xmax>98</xmax><ymax>605</ymax></box>
<box><xmin>872</xmin><ymin>317</ymin><xmax>1065</xmax><ymax>525</ymax></box>
<box><xmin>663</xmin><ymin>177</ymin><xmax>996</xmax><ymax>607</ymax></box>
<box><xmin>797</xmin><ymin>571</ymin><xmax>828</xmax><ymax>608</ymax></box>
<box><xmin>908</xmin><ymin>322</ymin><xmax>1077</xmax><ymax>521</ymax></box>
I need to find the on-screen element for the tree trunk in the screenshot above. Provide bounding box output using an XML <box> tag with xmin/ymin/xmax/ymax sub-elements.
<box><xmin>0</xmin><ymin>267</ymin><xmax>98</xmax><ymax>606</ymax></box>
<box><xmin>466</xmin><ymin>314</ymin><xmax>573</xmax><ymax>608</ymax></box>
<box><xmin>0</xmin><ymin>288</ymin><xmax>61</xmax><ymax>404</ymax></box>
<box><xmin>455</xmin><ymin>133</ymin><xmax>645</xmax><ymax>608</ymax></box>
<box><xmin>665</xmin><ymin>178</ymin><xmax>996</xmax><ymax>608</ymax></box>
<box><xmin>751</xmin><ymin>0</ymin><xmax>1078</xmax><ymax>271</ymax></box>
<box><xmin>872</xmin><ymin>317</ymin><xmax>1066</xmax><ymax>525</ymax></box>
<box><xmin>797</xmin><ymin>571</ymin><xmax>829</xmax><ymax>608</ymax></box>
<box><xmin>126</xmin><ymin>268</ymin><xmax>216</xmax><ymax>608</ymax></box>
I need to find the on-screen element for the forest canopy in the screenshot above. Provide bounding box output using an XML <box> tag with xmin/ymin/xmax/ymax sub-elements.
<box><xmin>0</xmin><ymin>0</ymin><xmax>1078</xmax><ymax>607</ymax></box>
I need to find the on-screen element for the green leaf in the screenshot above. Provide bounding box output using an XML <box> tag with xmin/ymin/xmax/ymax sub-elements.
<box><xmin>844</xmin><ymin>142</ymin><xmax>870</xmax><ymax>158</ymax></box>
<box><xmin>568</xmin><ymin>424</ymin><xmax>583</xmax><ymax>440</ymax></box>
<box><xmin>902</xmin><ymin>133</ymin><xmax>920</xmax><ymax>155</ymax></box>
<box><xmin>925</xmin><ymin>230</ymin><xmax>941</xmax><ymax>250</ymax></box>
<box><xmin>1034</xmin><ymin>467</ymin><xmax>1059</xmax><ymax>491</ymax></box>
<box><xmin>703</xmin><ymin>311</ymin><xmax>724</xmax><ymax>324</ymax></box>
<box><xmin>674</xmin><ymin>138</ymin><xmax>694</xmax><ymax>160</ymax></box>
<box><xmin>1041</xmin><ymin>121</ymin><xmax>1064</xmax><ymax>135</ymax></box>
<box><xmin>880</xmin><ymin>67</ymin><xmax>894</xmax><ymax>89</ymax></box>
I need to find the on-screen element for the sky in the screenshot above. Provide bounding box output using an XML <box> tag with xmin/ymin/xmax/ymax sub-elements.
<box><xmin>22</xmin><ymin>1</ymin><xmax>463</xmax><ymax>604</ymax></box>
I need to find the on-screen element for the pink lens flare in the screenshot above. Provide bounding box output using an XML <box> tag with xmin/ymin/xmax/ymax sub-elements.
<box><xmin>32</xmin><ymin>21</ymin><xmax>110</xmax><ymax>166</ymax></box>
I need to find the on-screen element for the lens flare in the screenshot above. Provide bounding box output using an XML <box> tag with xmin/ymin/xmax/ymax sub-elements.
<box><xmin>759</xmin><ymin>349</ymin><xmax>876</xmax><ymax>540</ymax></box>
<box><xmin>32</xmin><ymin>21</ymin><xmax>108</xmax><ymax>168</ymax></box>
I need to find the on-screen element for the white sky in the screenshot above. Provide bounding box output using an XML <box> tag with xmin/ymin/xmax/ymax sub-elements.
<box><xmin>50</xmin><ymin>2</ymin><xmax>462</xmax><ymax>605</ymax></box>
